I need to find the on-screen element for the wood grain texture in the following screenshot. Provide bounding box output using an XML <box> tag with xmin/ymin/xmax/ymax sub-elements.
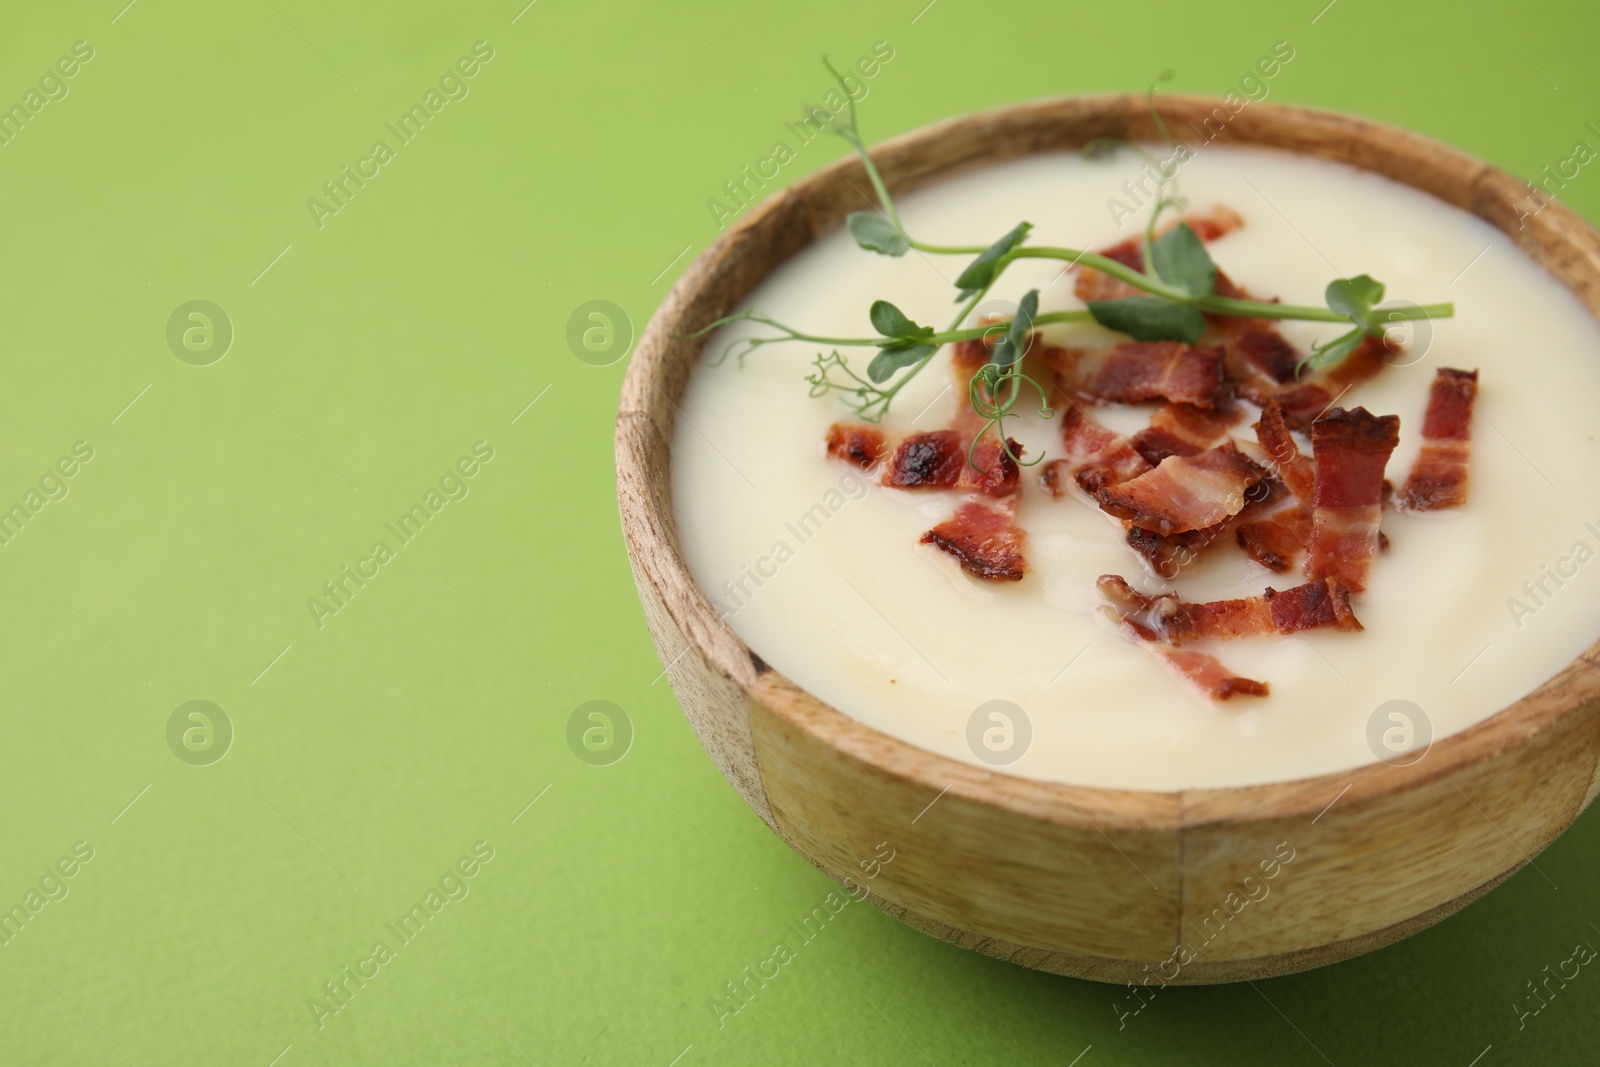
<box><xmin>615</xmin><ymin>94</ymin><xmax>1600</xmax><ymax>983</ymax></box>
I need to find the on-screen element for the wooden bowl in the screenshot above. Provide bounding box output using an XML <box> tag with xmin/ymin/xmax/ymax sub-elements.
<box><xmin>615</xmin><ymin>94</ymin><xmax>1600</xmax><ymax>984</ymax></box>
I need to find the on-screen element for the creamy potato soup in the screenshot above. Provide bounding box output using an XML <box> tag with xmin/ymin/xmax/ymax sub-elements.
<box><xmin>671</xmin><ymin>145</ymin><xmax>1600</xmax><ymax>790</ymax></box>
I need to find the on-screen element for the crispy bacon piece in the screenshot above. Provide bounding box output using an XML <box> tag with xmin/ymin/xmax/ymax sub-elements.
<box><xmin>1073</xmin><ymin>207</ymin><xmax>1245</xmax><ymax>303</ymax></box>
<box><xmin>1096</xmin><ymin>583</ymin><xmax>1270</xmax><ymax>699</ymax></box>
<box><xmin>1311</xmin><ymin>408</ymin><xmax>1401</xmax><ymax>508</ymax></box>
<box><xmin>884</xmin><ymin>430</ymin><xmax>965</xmax><ymax>489</ymax></box>
<box><xmin>1126</xmin><ymin>523</ymin><xmax>1228</xmax><ymax>580</ymax></box>
<box><xmin>825</xmin><ymin>423</ymin><xmax>888</xmax><ymax>470</ymax></box>
<box><xmin>1254</xmin><ymin>402</ymin><xmax>1315</xmax><ymax>502</ymax></box>
<box><xmin>1306</xmin><ymin>407</ymin><xmax>1400</xmax><ymax>593</ymax></box>
<box><xmin>1061</xmin><ymin>395</ymin><xmax>1283</xmax><ymax>576</ymax></box>
<box><xmin>1131</xmin><ymin>399</ymin><xmax>1246</xmax><ymax>466</ymax></box>
<box><xmin>877</xmin><ymin>429</ymin><xmax>1020</xmax><ymax>497</ymax></box>
<box><xmin>921</xmin><ymin>501</ymin><xmax>1026</xmax><ymax>581</ymax></box>
<box><xmin>1263</xmin><ymin>578</ymin><xmax>1364</xmax><ymax>634</ymax></box>
<box><xmin>1398</xmin><ymin>368</ymin><xmax>1479</xmax><ymax>511</ymax></box>
<box><xmin>1128</xmin><ymin>475</ymin><xmax>1285</xmax><ymax>577</ymax></box>
<box><xmin>1185</xmin><ymin>209</ymin><xmax>1247</xmax><ymax>242</ymax></box>
<box><xmin>1048</xmin><ymin>342</ymin><xmax>1227</xmax><ymax>409</ymax></box>
<box><xmin>1416</xmin><ymin>368</ymin><xmax>1477</xmax><ymax>438</ymax></box>
<box><xmin>1040</xmin><ymin>461</ymin><xmax>1068</xmax><ymax>496</ymax></box>
<box><xmin>959</xmin><ymin>437</ymin><xmax>1023</xmax><ymax>497</ymax></box>
<box><xmin>1093</xmin><ymin>441</ymin><xmax>1265</xmax><ymax>535</ymax></box>
<box><xmin>1228</xmin><ymin>329</ymin><xmax>1302</xmax><ymax>385</ymax></box>
<box><xmin>1231</xmin><ymin>400</ymin><xmax>1318</xmax><ymax>575</ymax></box>
<box><xmin>1042</xmin><ymin>399</ymin><xmax>1152</xmax><ymax>495</ymax></box>
<box><xmin>1098</xmin><ymin>574</ymin><xmax>1361</xmax><ymax>645</ymax></box>
<box><xmin>1236</xmin><ymin>504</ymin><xmax>1312</xmax><ymax>573</ymax></box>
<box><xmin>1155</xmin><ymin>649</ymin><xmax>1271</xmax><ymax>700</ymax></box>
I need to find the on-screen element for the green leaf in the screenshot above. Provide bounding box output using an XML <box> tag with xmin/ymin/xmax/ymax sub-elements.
<box><xmin>867</xmin><ymin>343</ymin><xmax>935</xmax><ymax>383</ymax></box>
<box><xmin>955</xmin><ymin>222</ymin><xmax>1033</xmax><ymax>300</ymax></box>
<box><xmin>1087</xmin><ymin>297</ymin><xmax>1207</xmax><ymax>344</ymax></box>
<box><xmin>1297</xmin><ymin>327</ymin><xmax>1367</xmax><ymax>376</ymax></box>
<box><xmin>847</xmin><ymin>212</ymin><xmax>909</xmax><ymax>256</ymax></box>
<box><xmin>1325</xmin><ymin>274</ymin><xmax>1385</xmax><ymax>328</ymax></box>
<box><xmin>869</xmin><ymin>299</ymin><xmax>911</xmax><ymax>337</ymax></box>
<box><xmin>867</xmin><ymin>300</ymin><xmax>933</xmax><ymax>342</ymax></box>
<box><xmin>990</xmin><ymin>290</ymin><xmax>1039</xmax><ymax>369</ymax></box>
<box><xmin>1149</xmin><ymin>223</ymin><xmax>1217</xmax><ymax>298</ymax></box>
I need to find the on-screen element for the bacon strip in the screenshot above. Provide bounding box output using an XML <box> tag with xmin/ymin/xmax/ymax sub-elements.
<box><xmin>1155</xmin><ymin>649</ymin><xmax>1271</xmax><ymax>700</ymax></box>
<box><xmin>1096</xmin><ymin>587</ymin><xmax>1270</xmax><ymax>700</ymax></box>
<box><xmin>1051</xmin><ymin>413</ymin><xmax>1284</xmax><ymax>577</ymax></box>
<box><xmin>1306</xmin><ymin>407</ymin><xmax>1400</xmax><ymax>593</ymax></box>
<box><xmin>1127</xmin><ymin>524</ymin><xmax>1217</xmax><ymax>580</ymax></box>
<box><xmin>1222</xmin><ymin>328</ymin><xmax>1302</xmax><ymax>386</ymax></box>
<box><xmin>1098</xmin><ymin>574</ymin><xmax>1361</xmax><ymax>645</ymax></box>
<box><xmin>1254</xmin><ymin>402</ymin><xmax>1315</xmax><ymax>502</ymax></box>
<box><xmin>959</xmin><ymin>437</ymin><xmax>1024</xmax><ymax>497</ymax></box>
<box><xmin>1041</xmin><ymin>399</ymin><xmax>1152</xmax><ymax>495</ymax></box>
<box><xmin>1131</xmin><ymin>399</ymin><xmax>1246</xmax><ymax>466</ymax></box>
<box><xmin>1127</xmin><ymin>474</ymin><xmax>1285</xmax><ymax>578</ymax></box>
<box><xmin>1236</xmin><ymin>504</ymin><xmax>1312</xmax><ymax>573</ymax></box>
<box><xmin>1118</xmin><ymin>400</ymin><xmax>1260</xmax><ymax>576</ymax></box>
<box><xmin>1398</xmin><ymin>368</ymin><xmax>1478</xmax><ymax>511</ymax></box>
<box><xmin>1232</xmin><ymin>404</ymin><xmax>1316</xmax><ymax>572</ymax></box>
<box><xmin>1263</xmin><ymin>578</ymin><xmax>1363</xmax><ymax>634</ymax></box>
<box><xmin>1185</xmin><ymin>209</ymin><xmax>1247</xmax><ymax>243</ymax></box>
<box><xmin>921</xmin><ymin>500</ymin><xmax>1026</xmax><ymax>581</ymax></box>
<box><xmin>1093</xmin><ymin>441</ymin><xmax>1265</xmax><ymax>535</ymax></box>
<box><xmin>826</xmin><ymin>424</ymin><xmax>888</xmax><ymax>470</ymax></box>
<box><xmin>1048</xmin><ymin>342</ymin><xmax>1227</xmax><ymax>409</ymax></box>
<box><xmin>1074</xmin><ymin>207</ymin><xmax>1245</xmax><ymax>303</ymax></box>
<box><xmin>883</xmin><ymin>429</ymin><xmax>965</xmax><ymax>489</ymax></box>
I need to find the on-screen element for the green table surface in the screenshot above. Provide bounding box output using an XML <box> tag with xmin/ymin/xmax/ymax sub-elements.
<box><xmin>2</xmin><ymin>0</ymin><xmax>1597</xmax><ymax>1063</ymax></box>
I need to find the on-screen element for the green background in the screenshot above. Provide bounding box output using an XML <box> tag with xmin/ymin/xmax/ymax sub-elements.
<box><xmin>1</xmin><ymin>0</ymin><xmax>1596</xmax><ymax>1063</ymax></box>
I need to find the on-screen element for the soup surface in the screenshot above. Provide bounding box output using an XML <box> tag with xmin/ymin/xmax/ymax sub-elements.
<box><xmin>671</xmin><ymin>144</ymin><xmax>1600</xmax><ymax>789</ymax></box>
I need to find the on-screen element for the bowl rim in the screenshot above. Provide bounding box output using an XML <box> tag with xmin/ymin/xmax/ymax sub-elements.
<box><xmin>617</xmin><ymin>91</ymin><xmax>1600</xmax><ymax>833</ymax></box>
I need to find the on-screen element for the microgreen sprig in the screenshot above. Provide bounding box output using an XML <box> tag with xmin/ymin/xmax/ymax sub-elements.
<box><xmin>1297</xmin><ymin>273</ymin><xmax>1388</xmax><ymax>374</ymax></box>
<box><xmin>815</xmin><ymin>58</ymin><xmax>986</xmax><ymax>260</ymax></box>
<box><xmin>691</xmin><ymin>62</ymin><xmax>1457</xmax><ymax>442</ymax></box>
<box><xmin>966</xmin><ymin>291</ymin><xmax>1054</xmax><ymax>471</ymax></box>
